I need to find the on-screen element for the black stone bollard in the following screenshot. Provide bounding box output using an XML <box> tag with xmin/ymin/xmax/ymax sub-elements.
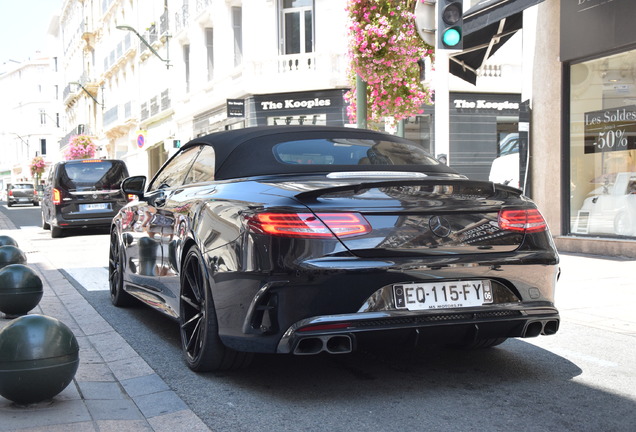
<box><xmin>0</xmin><ymin>236</ymin><xmax>18</xmax><ymax>247</ymax></box>
<box><xmin>0</xmin><ymin>314</ymin><xmax>79</xmax><ymax>405</ymax></box>
<box><xmin>0</xmin><ymin>245</ymin><xmax>27</xmax><ymax>269</ymax></box>
<box><xmin>0</xmin><ymin>264</ymin><xmax>44</xmax><ymax>318</ymax></box>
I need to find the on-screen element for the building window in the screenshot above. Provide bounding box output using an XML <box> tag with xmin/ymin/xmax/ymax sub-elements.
<box><xmin>280</xmin><ymin>0</ymin><xmax>314</xmax><ymax>55</ymax></box>
<box><xmin>568</xmin><ymin>48</ymin><xmax>636</xmax><ymax>238</ymax></box>
<box><xmin>205</xmin><ymin>28</ymin><xmax>214</xmax><ymax>80</ymax></box>
<box><xmin>40</xmin><ymin>109</ymin><xmax>46</xmax><ymax>125</ymax></box>
<box><xmin>183</xmin><ymin>44</ymin><xmax>190</xmax><ymax>93</ymax></box>
<box><xmin>232</xmin><ymin>7</ymin><xmax>242</xmax><ymax>66</ymax></box>
<box><xmin>40</xmin><ymin>139</ymin><xmax>47</xmax><ymax>155</ymax></box>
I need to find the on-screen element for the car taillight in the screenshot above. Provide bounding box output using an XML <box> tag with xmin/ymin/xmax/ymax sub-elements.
<box><xmin>498</xmin><ymin>209</ymin><xmax>547</xmax><ymax>233</ymax></box>
<box><xmin>52</xmin><ymin>188</ymin><xmax>62</xmax><ymax>205</ymax></box>
<box><xmin>127</xmin><ymin>194</ymin><xmax>137</xmax><ymax>202</ymax></box>
<box><xmin>8</xmin><ymin>190</ymin><xmax>13</xmax><ymax>197</ymax></box>
<box><xmin>247</xmin><ymin>212</ymin><xmax>371</xmax><ymax>238</ymax></box>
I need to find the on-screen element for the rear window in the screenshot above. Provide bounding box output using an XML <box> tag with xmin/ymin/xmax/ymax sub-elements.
<box><xmin>273</xmin><ymin>138</ymin><xmax>440</xmax><ymax>166</ymax></box>
<box><xmin>58</xmin><ymin>161</ymin><xmax>129</xmax><ymax>191</ymax></box>
<box><xmin>11</xmin><ymin>184</ymin><xmax>33</xmax><ymax>190</ymax></box>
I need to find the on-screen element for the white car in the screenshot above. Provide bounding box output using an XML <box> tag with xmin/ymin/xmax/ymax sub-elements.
<box><xmin>574</xmin><ymin>172</ymin><xmax>636</xmax><ymax>237</ymax></box>
<box><xmin>489</xmin><ymin>134</ymin><xmax>520</xmax><ymax>188</ymax></box>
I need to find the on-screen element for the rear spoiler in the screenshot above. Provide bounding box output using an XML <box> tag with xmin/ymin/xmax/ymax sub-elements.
<box><xmin>294</xmin><ymin>179</ymin><xmax>499</xmax><ymax>201</ymax></box>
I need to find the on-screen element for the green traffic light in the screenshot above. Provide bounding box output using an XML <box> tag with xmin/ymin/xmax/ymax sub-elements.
<box><xmin>442</xmin><ymin>28</ymin><xmax>461</xmax><ymax>47</ymax></box>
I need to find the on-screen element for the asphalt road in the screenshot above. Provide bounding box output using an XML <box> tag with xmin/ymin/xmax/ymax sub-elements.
<box><xmin>3</xmin><ymin>205</ymin><xmax>635</xmax><ymax>431</ymax></box>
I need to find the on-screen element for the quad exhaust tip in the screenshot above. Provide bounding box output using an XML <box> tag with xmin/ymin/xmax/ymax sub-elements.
<box><xmin>522</xmin><ymin>319</ymin><xmax>559</xmax><ymax>338</ymax></box>
<box><xmin>293</xmin><ymin>335</ymin><xmax>354</xmax><ymax>355</ymax></box>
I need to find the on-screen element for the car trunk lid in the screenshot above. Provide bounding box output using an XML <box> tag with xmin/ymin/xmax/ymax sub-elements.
<box><xmin>292</xmin><ymin>178</ymin><xmax>528</xmax><ymax>256</ymax></box>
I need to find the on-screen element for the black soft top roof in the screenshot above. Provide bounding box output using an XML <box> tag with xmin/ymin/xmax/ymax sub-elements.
<box><xmin>182</xmin><ymin>126</ymin><xmax>456</xmax><ymax>180</ymax></box>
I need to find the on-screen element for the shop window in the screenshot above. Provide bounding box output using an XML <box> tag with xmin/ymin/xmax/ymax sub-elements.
<box><xmin>569</xmin><ymin>48</ymin><xmax>636</xmax><ymax>238</ymax></box>
<box><xmin>279</xmin><ymin>0</ymin><xmax>314</xmax><ymax>55</ymax></box>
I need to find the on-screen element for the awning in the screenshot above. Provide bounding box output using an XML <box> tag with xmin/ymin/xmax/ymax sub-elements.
<box><xmin>449</xmin><ymin>0</ymin><xmax>544</xmax><ymax>85</ymax></box>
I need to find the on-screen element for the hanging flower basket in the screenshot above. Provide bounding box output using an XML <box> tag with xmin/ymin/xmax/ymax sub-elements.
<box><xmin>65</xmin><ymin>135</ymin><xmax>97</xmax><ymax>160</ymax></box>
<box><xmin>29</xmin><ymin>156</ymin><xmax>46</xmax><ymax>177</ymax></box>
<box><xmin>344</xmin><ymin>0</ymin><xmax>434</xmax><ymax>127</ymax></box>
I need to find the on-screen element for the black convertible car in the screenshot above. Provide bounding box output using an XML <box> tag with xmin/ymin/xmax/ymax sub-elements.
<box><xmin>109</xmin><ymin>126</ymin><xmax>560</xmax><ymax>372</ymax></box>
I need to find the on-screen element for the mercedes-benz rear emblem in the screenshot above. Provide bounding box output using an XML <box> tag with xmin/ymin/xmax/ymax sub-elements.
<box><xmin>429</xmin><ymin>216</ymin><xmax>452</xmax><ymax>238</ymax></box>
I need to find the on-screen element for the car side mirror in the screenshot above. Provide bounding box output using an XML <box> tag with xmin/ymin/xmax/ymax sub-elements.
<box><xmin>121</xmin><ymin>176</ymin><xmax>147</xmax><ymax>200</ymax></box>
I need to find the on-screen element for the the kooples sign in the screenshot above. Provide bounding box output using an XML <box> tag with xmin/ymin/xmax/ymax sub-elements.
<box><xmin>260</xmin><ymin>97</ymin><xmax>332</xmax><ymax>111</ymax></box>
<box><xmin>453</xmin><ymin>99</ymin><xmax>519</xmax><ymax>111</ymax></box>
<box><xmin>584</xmin><ymin>105</ymin><xmax>636</xmax><ymax>154</ymax></box>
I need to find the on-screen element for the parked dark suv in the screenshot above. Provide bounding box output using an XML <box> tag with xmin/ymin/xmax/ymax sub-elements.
<box><xmin>41</xmin><ymin>159</ymin><xmax>130</xmax><ymax>238</ymax></box>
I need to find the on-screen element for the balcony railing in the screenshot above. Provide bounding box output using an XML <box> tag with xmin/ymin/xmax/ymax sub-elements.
<box><xmin>278</xmin><ymin>53</ymin><xmax>317</xmax><ymax>73</ymax></box>
<box><xmin>103</xmin><ymin>105</ymin><xmax>119</xmax><ymax>127</ymax></box>
<box><xmin>103</xmin><ymin>101</ymin><xmax>134</xmax><ymax>128</ymax></box>
<box><xmin>103</xmin><ymin>33</ymin><xmax>133</xmax><ymax>73</ymax></box>
<box><xmin>140</xmin><ymin>89</ymin><xmax>171</xmax><ymax>122</ymax></box>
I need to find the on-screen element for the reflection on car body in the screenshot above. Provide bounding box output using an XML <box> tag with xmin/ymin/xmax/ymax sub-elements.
<box><xmin>574</xmin><ymin>172</ymin><xmax>636</xmax><ymax>236</ymax></box>
<box><xmin>109</xmin><ymin>126</ymin><xmax>560</xmax><ymax>372</ymax></box>
<box><xmin>489</xmin><ymin>133</ymin><xmax>520</xmax><ymax>188</ymax></box>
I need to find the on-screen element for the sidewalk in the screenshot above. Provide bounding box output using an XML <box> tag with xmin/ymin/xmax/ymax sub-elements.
<box><xmin>0</xmin><ymin>214</ymin><xmax>211</xmax><ymax>431</ymax></box>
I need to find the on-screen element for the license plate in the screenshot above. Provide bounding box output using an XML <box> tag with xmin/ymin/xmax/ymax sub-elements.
<box><xmin>81</xmin><ymin>203</ymin><xmax>109</xmax><ymax>211</ymax></box>
<box><xmin>393</xmin><ymin>280</ymin><xmax>493</xmax><ymax>310</ymax></box>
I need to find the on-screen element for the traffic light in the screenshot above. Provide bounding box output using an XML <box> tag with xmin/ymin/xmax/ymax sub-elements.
<box><xmin>437</xmin><ymin>0</ymin><xmax>463</xmax><ymax>50</ymax></box>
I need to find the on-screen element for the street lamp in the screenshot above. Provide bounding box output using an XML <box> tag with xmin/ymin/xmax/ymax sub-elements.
<box><xmin>116</xmin><ymin>25</ymin><xmax>171</xmax><ymax>69</ymax></box>
<box><xmin>69</xmin><ymin>82</ymin><xmax>103</xmax><ymax>106</ymax></box>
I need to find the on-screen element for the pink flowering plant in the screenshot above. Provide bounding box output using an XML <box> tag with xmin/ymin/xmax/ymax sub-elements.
<box><xmin>65</xmin><ymin>135</ymin><xmax>97</xmax><ymax>160</ymax></box>
<box><xmin>29</xmin><ymin>156</ymin><xmax>46</xmax><ymax>177</ymax></box>
<box><xmin>344</xmin><ymin>0</ymin><xmax>434</xmax><ymax>127</ymax></box>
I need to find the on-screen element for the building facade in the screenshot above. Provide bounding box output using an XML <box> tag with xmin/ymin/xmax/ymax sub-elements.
<box><xmin>0</xmin><ymin>56</ymin><xmax>62</xmax><ymax>191</ymax></box>
<box><xmin>531</xmin><ymin>0</ymin><xmax>636</xmax><ymax>257</ymax></box>
<box><xmin>15</xmin><ymin>1</ymin><xmax>634</xmax><ymax>257</ymax></box>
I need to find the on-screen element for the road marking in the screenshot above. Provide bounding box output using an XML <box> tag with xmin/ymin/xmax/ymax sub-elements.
<box><xmin>64</xmin><ymin>267</ymin><xmax>110</xmax><ymax>291</ymax></box>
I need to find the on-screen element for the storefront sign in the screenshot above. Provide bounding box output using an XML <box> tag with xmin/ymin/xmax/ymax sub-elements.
<box><xmin>252</xmin><ymin>90</ymin><xmax>347</xmax><ymax>127</ymax></box>
<box><xmin>259</xmin><ymin>97</ymin><xmax>332</xmax><ymax>111</ymax></box>
<box><xmin>453</xmin><ymin>98</ymin><xmax>519</xmax><ymax>111</ymax></box>
<box><xmin>584</xmin><ymin>105</ymin><xmax>636</xmax><ymax>154</ymax></box>
<box><xmin>226</xmin><ymin>99</ymin><xmax>245</xmax><ymax>118</ymax></box>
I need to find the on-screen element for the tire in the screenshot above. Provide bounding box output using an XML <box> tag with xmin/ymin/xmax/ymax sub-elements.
<box><xmin>33</xmin><ymin>201</ymin><xmax>39</xmax><ymax>206</ymax></box>
<box><xmin>51</xmin><ymin>226</ymin><xmax>63</xmax><ymax>238</ymax></box>
<box><xmin>41</xmin><ymin>212</ymin><xmax>50</xmax><ymax>230</ymax></box>
<box><xmin>7</xmin><ymin>202</ymin><xmax>12</xmax><ymax>207</ymax></box>
<box><xmin>179</xmin><ymin>245</ymin><xmax>252</xmax><ymax>372</ymax></box>
<box><xmin>450</xmin><ymin>337</ymin><xmax>508</xmax><ymax>350</ymax></box>
<box><xmin>109</xmin><ymin>229</ymin><xmax>135</xmax><ymax>307</ymax></box>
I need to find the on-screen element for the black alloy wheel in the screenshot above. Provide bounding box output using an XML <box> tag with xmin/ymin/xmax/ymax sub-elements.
<box><xmin>109</xmin><ymin>229</ymin><xmax>134</xmax><ymax>307</ymax></box>
<box><xmin>179</xmin><ymin>245</ymin><xmax>252</xmax><ymax>372</ymax></box>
